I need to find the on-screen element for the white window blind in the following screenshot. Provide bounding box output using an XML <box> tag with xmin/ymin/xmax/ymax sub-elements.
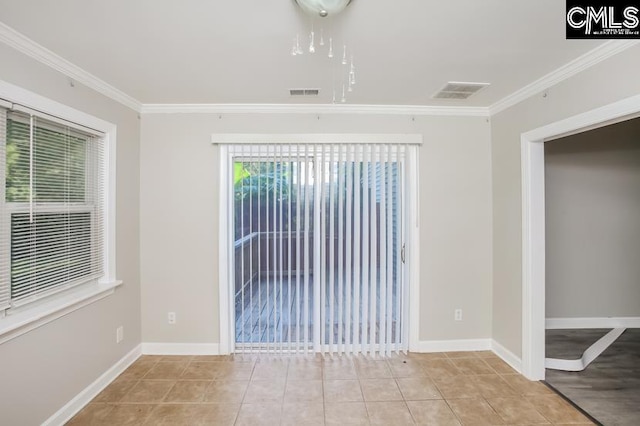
<box><xmin>230</xmin><ymin>142</ymin><xmax>408</xmax><ymax>356</ymax></box>
<box><xmin>0</xmin><ymin>106</ymin><xmax>105</xmax><ymax>311</ymax></box>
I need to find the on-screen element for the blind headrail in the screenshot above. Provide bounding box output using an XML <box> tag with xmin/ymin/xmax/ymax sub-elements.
<box><xmin>0</xmin><ymin>98</ymin><xmax>104</xmax><ymax>136</ymax></box>
<box><xmin>211</xmin><ymin>133</ymin><xmax>422</xmax><ymax>146</ymax></box>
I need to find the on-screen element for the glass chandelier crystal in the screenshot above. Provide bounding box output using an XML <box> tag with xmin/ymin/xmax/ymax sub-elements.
<box><xmin>291</xmin><ymin>0</ymin><xmax>356</xmax><ymax>103</ymax></box>
<box><xmin>294</xmin><ymin>0</ymin><xmax>353</xmax><ymax>18</ymax></box>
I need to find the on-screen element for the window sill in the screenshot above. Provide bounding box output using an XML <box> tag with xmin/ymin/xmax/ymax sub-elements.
<box><xmin>0</xmin><ymin>280</ymin><xmax>123</xmax><ymax>345</ymax></box>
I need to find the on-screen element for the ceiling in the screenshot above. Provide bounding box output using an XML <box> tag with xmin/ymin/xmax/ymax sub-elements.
<box><xmin>0</xmin><ymin>0</ymin><xmax>605</xmax><ymax>107</ymax></box>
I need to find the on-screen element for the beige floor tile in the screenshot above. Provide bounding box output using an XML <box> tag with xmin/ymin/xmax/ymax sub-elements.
<box><xmin>361</xmin><ymin>378</ymin><xmax>404</xmax><ymax>401</ymax></box>
<box><xmin>180</xmin><ymin>361</ymin><xmax>222</xmax><ymax>379</ymax></box>
<box><xmin>445</xmin><ymin>351</ymin><xmax>478</xmax><ymax>359</ymax></box>
<box><xmin>143</xmin><ymin>361</ymin><xmax>189</xmax><ymax>379</ymax></box>
<box><xmin>121</xmin><ymin>380</ymin><xmax>175</xmax><ymax>403</ymax></box>
<box><xmin>356</xmin><ymin>359</ymin><xmax>394</xmax><ymax>379</ymax></box>
<box><xmin>66</xmin><ymin>403</ymin><xmax>114</xmax><ymax>425</ymax></box>
<box><xmin>486</xmin><ymin>397</ymin><xmax>550</xmax><ymax>424</ymax></box>
<box><xmin>216</xmin><ymin>362</ymin><xmax>254</xmax><ymax>380</ymax></box>
<box><xmin>422</xmin><ymin>359</ymin><xmax>461</xmax><ymax>379</ymax></box>
<box><xmin>389</xmin><ymin>358</ymin><xmax>429</xmax><ymax>378</ymax></box>
<box><xmin>203</xmin><ymin>380</ymin><xmax>249</xmax><ymax>403</ymax></box>
<box><xmin>252</xmin><ymin>359</ymin><xmax>290</xmax><ymax>380</ymax></box>
<box><xmin>288</xmin><ymin>359</ymin><xmax>323</xmax><ymax>380</ymax></box>
<box><xmin>101</xmin><ymin>404</ymin><xmax>155</xmax><ymax>425</ymax></box>
<box><xmin>118</xmin><ymin>358</ymin><xmax>158</xmax><ymax>380</ymax></box>
<box><xmin>235</xmin><ymin>403</ymin><xmax>282</xmax><ymax>426</ymax></box>
<box><xmin>471</xmin><ymin>375</ymin><xmax>518</xmax><ymax>398</ymax></box>
<box><xmin>163</xmin><ymin>380</ymin><xmax>209</xmax><ymax>402</ymax></box>
<box><xmin>324</xmin><ymin>379</ymin><xmax>364</xmax><ymax>402</ymax></box>
<box><xmin>396</xmin><ymin>377</ymin><xmax>442</xmax><ymax>400</ymax></box>
<box><xmin>157</xmin><ymin>355</ymin><xmax>194</xmax><ymax>362</ymax></box>
<box><xmin>407</xmin><ymin>400</ymin><xmax>461</xmax><ymax>425</ymax></box>
<box><xmin>243</xmin><ymin>379</ymin><xmax>286</xmax><ymax>403</ymax></box>
<box><xmin>473</xmin><ymin>351</ymin><xmax>497</xmax><ymax>358</ymax></box>
<box><xmin>484</xmin><ymin>357</ymin><xmax>517</xmax><ymax>374</ymax></box>
<box><xmin>501</xmin><ymin>375</ymin><xmax>554</xmax><ymax>396</ymax></box>
<box><xmin>281</xmin><ymin>402</ymin><xmax>325</xmax><ymax>426</ymax></box>
<box><xmin>284</xmin><ymin>379</ymin><xmax>323</xmax><ymax>402</ymax></box>
<box><xmin>527</xmin><ymin>394</ymin><xmax>593</xmax><ymax>424</ymax></box>
<box><xmin>407</xmin><ymin>352</ymin><xmax>448</xmax><ymax>361</ymax></box>
<box><xmin>325</xmin><ymin>402</ymin><xmax>370</xmax><ymax>425</ymax></box>
<box><xmin>324</xmin><ymin>358</ymin><xmax>358</xmax><ymax>380</ymax></box>
<box><xmin>366</xmin><ymin>401</ymin><xmax>415</xmax><ymax>425</ymax></box>
<box><xmin>433</xmin><ymin>376</ymin><xmax>481</xmax><ymax>399</ymax></box>
<box><xmin>144</xmin><ymin>403</ymin><xmax>239</xmax><ymax>426</ymax></box>
<box><xmin>93</xmin><ymin>378</ymin><xmax>138</xmax><ymax>402</ymax></box>
<box><xmin>450</xmin><ymin>358</ymin><xmax>495</xmax><ymax>375</ymax></box>
<box><xmin>447</xmin><ymin>398</ymin><xmax>504</xmax><ymax>425</ymax></box>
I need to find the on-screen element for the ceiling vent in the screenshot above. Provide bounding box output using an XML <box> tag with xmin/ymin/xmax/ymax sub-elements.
<box><xmin>433</xmin><ymin>81</ymin><xmax>490</xmax><ymax>100</ymax></box>
<box><xmin>290</xmin><ymin>88</ymin><xmax>320</xmax><ymax>96</ymax></box>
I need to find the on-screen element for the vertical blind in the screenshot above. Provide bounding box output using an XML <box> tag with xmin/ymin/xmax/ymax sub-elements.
<box><xmin>0</xmin><ymin>106</ymin><xmax>105</xmax><ymax>311</ymax></box>
<box><xmin>232</xmin><ymin>143</ymin><xmax>408</xmax><ymax>356</ymax></box>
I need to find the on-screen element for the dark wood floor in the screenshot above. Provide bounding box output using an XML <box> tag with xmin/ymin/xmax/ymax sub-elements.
<box><xmin>546</xmin><ymin>328</ymin><xmax>640</xmax><ymax>425</ymax></box>
<box><xmin>234</xmin><ymin>275</ymin><xmax>401</xmax><ymax>347</ymax></box>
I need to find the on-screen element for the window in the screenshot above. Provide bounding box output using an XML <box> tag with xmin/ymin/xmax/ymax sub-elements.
<box><xmin>0</xmin><ymin>104</ymin><xmax>106</xmax><ymax>314</ymax></box>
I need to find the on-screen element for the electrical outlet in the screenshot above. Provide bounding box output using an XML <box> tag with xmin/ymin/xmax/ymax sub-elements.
<box><xmin>116</xmin><ymin>326</ymin><xmax>124</xmax><ymax>343</ymax></box>
<box><xmin>454</xmin><ymin>309</ymin><xmax>463</xmax><ymax>321</ymax></box>
<box><xmin>168</xmin><ymin>312</ymin><xmax>176</xmax><ymax>324</ymax></box>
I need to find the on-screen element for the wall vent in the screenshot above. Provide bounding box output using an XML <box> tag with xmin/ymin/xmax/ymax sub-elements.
<box><xmin>290</xmin><ymin>88</ymin><xmax>320</xmax><ymax>96</ymax></box>
<box><xmin>433</xmin><ymin>81</ymin><xmax>490</xmax><ymax>100</ymax></box>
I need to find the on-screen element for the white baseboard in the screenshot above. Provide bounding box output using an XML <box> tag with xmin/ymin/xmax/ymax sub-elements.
<box><xmin>142</xmin><ymin>342</ymin><xmax>221</xmax><ymax>355</ymax></box>
<box><xmin>491</xmin><ymin>339</ymin><xmax>523</xmax><ymax>374</ymax></box>
<box><xmin>413</xmin><ymin>338</ymin><xmax>492</xmax><ymax>353</ymax></box>
<box><xmin>546</xmin><ymin>317</ymin><xmax>640</xmax><ymax>329</ymax></box>
<box><xmin>43</xmin><ymin>344</ymin><xmax>142</xmax><ymax>426</ymax></box>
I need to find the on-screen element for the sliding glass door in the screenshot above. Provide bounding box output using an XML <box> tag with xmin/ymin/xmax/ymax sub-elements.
<box><xmin>231</xmin><ymin>144</ymin><xmax>408</xmax><ymax>356</ymax></box>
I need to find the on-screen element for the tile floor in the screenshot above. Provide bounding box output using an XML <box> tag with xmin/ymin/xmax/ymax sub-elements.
<box><xmin>67</xmin><ymin>351</ymin><xmax>594</xmax><ymax>425</ymax></box>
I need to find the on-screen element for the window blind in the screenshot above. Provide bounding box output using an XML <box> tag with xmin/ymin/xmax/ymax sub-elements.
<box><xmin>0</xmin><ymin>107</ymin><xmax>105</xmax><ymax>310</ymax></box>
<box><xmin>231</xmin><ymin>143</ymin><xmax>407</xmax><ymax>356</ymax></box>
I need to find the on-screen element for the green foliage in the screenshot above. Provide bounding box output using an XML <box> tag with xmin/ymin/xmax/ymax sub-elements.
<box><xmin>234</xmin><ymin>161</ymin><xmax>291</xmax><ymax>201</ymax></box>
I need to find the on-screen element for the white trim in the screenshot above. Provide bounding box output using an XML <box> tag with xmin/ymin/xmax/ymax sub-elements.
<box><xmin>141</xmin><ymin>342</ymin><xmax>221</xmax><ymax>355</ymax></box>
<box><xmin>414</xmin><ymin>338</ymin><xmax>492</xmax><ymax>353</ymax></box>
<box><xmin>42</xmin><ymin>344</ymin><xmax>142</xmax><ymax>426</ymax></box>
<box><xmin>0</xmin><ymin>79</ymin><xmax>117</xmax><ymax>133</ymax></box>
<box><xmin>546</xmin><ymin>317</ymin><xmax>640</xmax><ymax>329</ymax></box>
<box><xmin>212</xmin><ymin>133</ymin><xmax>423</xmax><ymax>145</ymax></box>
<box><xmin>546</xmin><ymin>328</ymin><xmax>625</xmax><ymax>372</ymax></box>
<box><xmin>0</xmin><ymin>22</ymin><xmax>142</xmax><ymax>113</ymax></box>
<box><xmin>0</xmin><ymin>281</ymin><xmax>122</xmax><ymax>345</ymax></box>
<box><xmin>142</xmin><ymin>103</ymin><xmax>489</xmax><ymax>117</ymax></box>
<box><xmin>217</xmin><ymin>145</ymin><xmax>232</xmax><ymax>355</ymax></box>
<box><xmin>407</xmin><ymin>146</ymin><xmax>421</xmax><ymax>352</ymax></box>
<box><xmin>491</xmin><ymin>339</ymin><xmax>523</xmax><ymax>374</ymax></box>
<box><xmin>490</xmin><ymin>40</ymin><xmax>640</xmax><ymax>115</ymax></box>
<box><xmin>521</xmin><ymin>93</ymin><xmax>640</xmax><ymax>381</ymax></box>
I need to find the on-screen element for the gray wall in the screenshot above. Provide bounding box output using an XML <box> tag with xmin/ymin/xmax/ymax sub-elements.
<box><xmin>0</xmin><ymin>44</ymin><xmax>141</xmax><ymax>424</ymax></box>
<box><xmin>491</xmin><ymin>44</ymin><xmax>640</xmax><ymax>358</ymax></box>
<box><xmin>545</xmin><ymin>118</ymin><xmax>640</xmax><ymax>318</ymax></box>
<box><xmin>140</xmin><ymin>113</ymin><xmax>494</xmax><ymax>345</ymax></box>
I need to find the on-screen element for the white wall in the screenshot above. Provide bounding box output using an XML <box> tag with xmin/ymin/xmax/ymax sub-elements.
<box><xmin>140</xmin><ymin>113</ymin><xmax>493</xmax><ymax>345</ymax></box>
<box><xmin>0</xmin><ymin>44</ymin><xmax>141</xmax><ymax>425</ymax></box>
<box><xmin>491</xmin><ymin>44</ymin><xmax>640</xmax><ymax>358</ymax></box>
<box><xmin>545</xmin><ymin>118</ymin><xmax>640</xmax><ymax>318</ymax></box>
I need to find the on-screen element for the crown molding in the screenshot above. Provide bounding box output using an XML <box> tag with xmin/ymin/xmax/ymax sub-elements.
<box><xmin>489</xmin><ymin>40</ymin><xmax>640</xmax><ymax>116</ymax></box>
<box><xmin>140</xmin><ymin>103</ymin><xmax>490</xmax><ymax>116</ymax></box>
<box><xmin>0</xmin><ymin>22</ymin><xmax>143</xmax><ymax>113</ymax></box>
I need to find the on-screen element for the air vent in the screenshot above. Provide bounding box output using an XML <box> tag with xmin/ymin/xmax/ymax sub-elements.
<box><xmin>433</xmin><ymin>81</ymin><xmax>490</xmax><ymax>100</ymax></box>
<box><xmin>290</xmin><ymin>88</ymin><xmax>320</xmax><ymax>96</ymax></box>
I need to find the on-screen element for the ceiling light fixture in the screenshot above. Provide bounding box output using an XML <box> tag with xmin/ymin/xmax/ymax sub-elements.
<box><xmin>291</xmin><ymin>0</ymin><xmax>356</xmax><ymax>103</ymax></box>
<box><xmin>294</xmin><ymin>0</ymin><xmax>353</xmax><ymax>18</ymax></box>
